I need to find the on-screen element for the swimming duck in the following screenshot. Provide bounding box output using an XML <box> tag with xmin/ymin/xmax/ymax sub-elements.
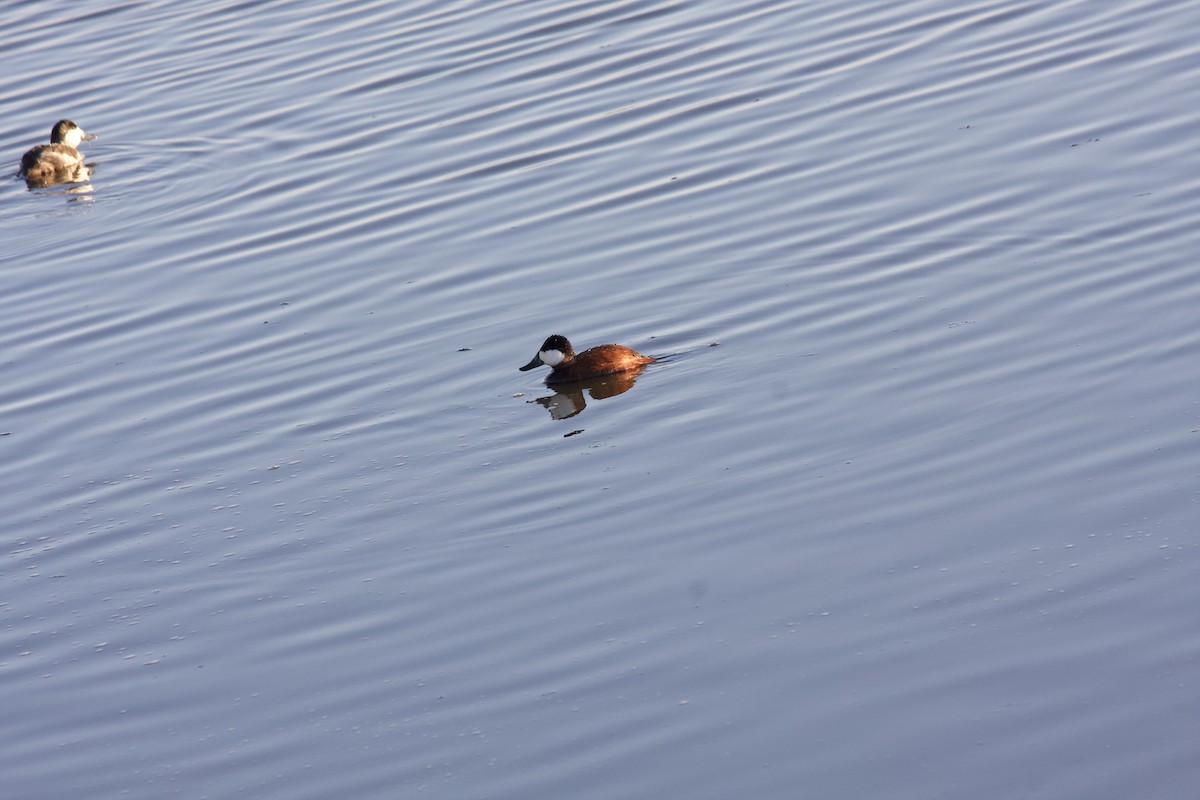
<box><xmin>519</xmin><ymin>334</ymin><xmax>655</xmax><ymax>383</ymax></box>
<box><xmin>19</xmin><ymin>119</ymin><xmax>97</xmax><ymax>187</ymax></box>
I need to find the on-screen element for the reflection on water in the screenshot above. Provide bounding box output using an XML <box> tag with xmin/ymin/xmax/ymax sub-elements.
<box><xmin>526</xmin><ymin>367</ymin><xmax>650</xmax><ymax>421</ymax></box>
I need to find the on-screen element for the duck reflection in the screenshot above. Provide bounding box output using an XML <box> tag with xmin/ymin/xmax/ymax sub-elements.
<box><xmin>527</xmin><ymin>367</ymin><xmax>648</xmax><ymax>420</ymax></box>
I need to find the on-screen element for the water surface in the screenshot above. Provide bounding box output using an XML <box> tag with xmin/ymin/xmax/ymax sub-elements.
<box><xmin>2</xmin><ymin>1</ymin><xmax>1198</xmax><ymax>798</ymax></box>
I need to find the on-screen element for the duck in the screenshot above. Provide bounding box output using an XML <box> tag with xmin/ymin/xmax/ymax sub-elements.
<box><xmin>19</xmin><ymin>119</ymin><xmax>97</xmax><ymax>187</ymax></box>
<box><xmin>519</xmin><ymin>334</ymin><xmax>654</xmax><ymax>383</ymax></box>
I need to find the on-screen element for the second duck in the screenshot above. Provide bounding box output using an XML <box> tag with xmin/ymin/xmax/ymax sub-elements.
<box><xmin>19</xmin><ymin>119</ymin><xmax>98</xmax><ymax>187</ymax></box>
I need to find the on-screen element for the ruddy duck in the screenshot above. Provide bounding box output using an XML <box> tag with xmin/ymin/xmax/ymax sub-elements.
<box><xmin>19</xmin><ymin>120</ymin><xmax>97</xmax><ymax>187</ymax></box>
<box><xmin>519</xmin><ymin>334</ymin><xmax>655</xmax><ymax>383</ymax></box>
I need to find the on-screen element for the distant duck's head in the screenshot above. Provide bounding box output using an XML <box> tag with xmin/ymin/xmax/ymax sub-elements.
<box><xmin>50</xmin><ymin>119</ymin><xmax>97</xmax><ymax>149</ymax></box>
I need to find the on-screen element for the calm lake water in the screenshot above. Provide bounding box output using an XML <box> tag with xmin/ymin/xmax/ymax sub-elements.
<box><xmin>3</xmin><ymin>0</ymin><xmax>1198</xmax><ymax>797</ymax></box>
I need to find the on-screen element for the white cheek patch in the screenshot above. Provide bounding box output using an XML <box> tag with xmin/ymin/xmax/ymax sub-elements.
<box><xmin>540</xmin><ymin>349</ymin><xmax>565</xmax><ymax>367</ymax></box>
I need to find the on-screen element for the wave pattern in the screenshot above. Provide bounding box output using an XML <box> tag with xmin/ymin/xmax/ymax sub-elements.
<box><xmin>3</xmin><ymin>1</ymin><xmax>1200</xmax><ymax>798</ymax></box>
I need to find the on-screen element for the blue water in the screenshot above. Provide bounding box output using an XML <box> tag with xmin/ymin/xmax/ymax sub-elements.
<box><xmin>3</xmin><ymin>1</ymin><xmax>1198</xmax><ymax>798</ymax></box>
